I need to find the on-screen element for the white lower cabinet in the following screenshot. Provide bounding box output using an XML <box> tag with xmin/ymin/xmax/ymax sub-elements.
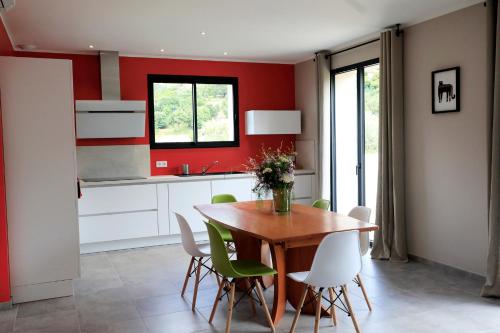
<box><xmin>293</xmin><ymin>198</ymin><xmax>313</xmax><ymax>205</ymax></box>
<box><xmin>79</xmin><ymin>172</ymin><xmax>315</xmax><ymax>250</ymax></box>
<box><xmin>79</xmin><ymin>184</ymin><xmax>157</xmax><ymax>215</ymax></box>
<box><xmin>293</xmin><ymin>175</ymin><xmax>313</xmax><ymax>199</ymax></box>
<box><xmin>79</xmin><ymin>211</ymin><xmax>158</xmax><ymax>243</ymax></box>
<box><xmin>212</xmin><ymin>178</ymin><xmax>253</xmax><ymax>201</ymax></box>
<box><xmin>157</xmin><ymin>183</ymin><xmax>170</xmax><ymax>235</ymax></box>
<box><xmin>168</xmin><ymin>180</ymin><xmax>212</xmax><ymax>234</ymax></box>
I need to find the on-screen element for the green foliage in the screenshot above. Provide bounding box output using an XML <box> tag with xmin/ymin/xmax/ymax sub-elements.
<box><xmin>364</xmin><ymin>65</ymin><xmax>380</xmax><ymax>154</ymax></box>
<box><xmin>153</xmin><ymin>82</ymin><xmax>232</xmax><ymax>142</ymax></box>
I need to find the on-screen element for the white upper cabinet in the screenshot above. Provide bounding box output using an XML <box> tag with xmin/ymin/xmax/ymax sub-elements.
<box><xmin>245</xmin><ymin>110</ymin><xmax>301</xmax><ymax>135</ymax></box>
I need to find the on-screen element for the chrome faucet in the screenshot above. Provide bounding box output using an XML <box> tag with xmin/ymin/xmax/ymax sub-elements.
<box><xmin>201</xmin><ymin>160</ymin><xmax>219</xmax><ymax>175</ymax></box>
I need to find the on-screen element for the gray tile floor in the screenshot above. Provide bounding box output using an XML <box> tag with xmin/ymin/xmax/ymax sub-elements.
<box><xmin>1</xmin><ymin>244</ymin><xmax>499</xmax><ymax>333</ymax></box>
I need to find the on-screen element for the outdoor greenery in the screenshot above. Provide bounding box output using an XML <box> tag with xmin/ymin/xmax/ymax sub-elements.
<box><xmin>364</xmin><ymin>64</ymin><xmax>380</xmax><ymax>154</ymax></box>
<box><xmin>153</xmin><ymin>83</ymin><xmax>233</xmax><ymax>142</ymax></box>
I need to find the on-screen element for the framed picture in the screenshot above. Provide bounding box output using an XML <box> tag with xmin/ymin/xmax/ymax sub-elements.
<box><xmin>432</xmin><ymin>67</ymin><xmax>460</xmax><ymax>113</ymax></box>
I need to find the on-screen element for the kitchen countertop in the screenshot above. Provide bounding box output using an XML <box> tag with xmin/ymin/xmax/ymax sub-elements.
<box><xmin>80</xmin><ymin>169</ymin><xmax>315</xmax><ymax>188</ymax></box>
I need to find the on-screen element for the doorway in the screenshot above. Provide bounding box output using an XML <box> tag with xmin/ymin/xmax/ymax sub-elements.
<box><xmin>331</xmin><ymin>59</ymin><xmax>379</xmax><ymax>224</ymax></box>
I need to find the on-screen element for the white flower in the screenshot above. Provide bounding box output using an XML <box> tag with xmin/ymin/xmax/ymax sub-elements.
<box><xmin>280</xmin><ymin>156</ymin><xmax>291</xmax><ymax>163</ymax></box>
<box><xmin>262</xmin><ymin>168</ymin><xmax>273</xmax><ymax>174</ymax></box>
<box><xmin>281</xmin><ymin>173</ymin><xmax>294</xmax><ymax>183</ymax></box>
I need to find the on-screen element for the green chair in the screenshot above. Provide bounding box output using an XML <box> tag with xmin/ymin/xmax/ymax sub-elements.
<box><xmin>210</xmin><ymin>194</ymin><xmax>237</xmax><ymax>243</ymax></box>
<box><xmin>312</xmin><ymin>199</ymin><xmax>331</xmax><ymax>210</ymax></box>
<box><xmin>205</xmin><ymin>222</ymin><xmax>276</xmax><ymax>333</ymax></box>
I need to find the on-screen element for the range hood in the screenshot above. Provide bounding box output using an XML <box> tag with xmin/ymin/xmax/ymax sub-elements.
<box><xmin>75</xmin><ymin>51</ymin><xmax>146</xmax><ymax>138</ymax></box>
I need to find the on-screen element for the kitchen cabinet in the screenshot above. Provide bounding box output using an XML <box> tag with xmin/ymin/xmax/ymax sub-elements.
<box><xmin>293</xmin><ymin>175</ymin><xmax>313</xmax><ymax>199</ymax></box>
<box><xmin>0</xmin><ymin>56</ymin><xmax>79</xmax><ymax>303</ymax></box>
<box><xmin>157</xmin><ymin>183</ymin><xmax>170</xmax><ymax>235</ymax></box>
<box><xmin>245</xmin><ymin>110</ymin><xmax>301</xmax><ymax>135</ymax></box>
<box><xmin>168</xmin><ymin>181</ymin><xmax>212</xmax><ymax>234</ymax></box>
<box><xmin>79</xmin><ymin>211</ymin><xmax>158</xmax><ymax>243</ymax></box>
<box><xmin>78</xmin><ymin>184</ymin><xmax>158</xmax><ymax>244</ymax></box>
<box><xmin>79</xmin><ymin>184</ymin><xmax>157</xmax><ymax>215</ymax></box>
<box><xmin>212</xmin><ymin>178</ymin><xmax>253</xmax><ymax>201</ymax></box>
<box><xmin>78</xmin><ymin>171</ymin><xmax>315</xmax><ymax>252</ymax></box>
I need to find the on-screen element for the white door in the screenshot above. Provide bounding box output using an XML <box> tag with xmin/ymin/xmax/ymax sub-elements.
<box><xmin>0</xmin><ymin>57</ymin><xmax>79</xmax><ymax>302</ymax></box>
<box><xmin>169</xmin><ymin>181</ymin><xmax>212</xmax><ymax>234</ymax></box>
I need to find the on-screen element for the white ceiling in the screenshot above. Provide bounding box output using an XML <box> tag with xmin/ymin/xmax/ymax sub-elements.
<box><xmin>2</xmin><ymin>0</ymin><xmax>483</xmax><ymax>63</ymax></box>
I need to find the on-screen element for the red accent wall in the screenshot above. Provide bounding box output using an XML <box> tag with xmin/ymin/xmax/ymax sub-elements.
<box><xmin>0</xmin><ymin>17</ymin><xmax>13</xmax><ymax>303</ymax></box>
<box><xmin>4</xmin><ymin>24</ymin><xmax>294</xmax><ymax>304</ymax></box>
<box><xmin>16</xmin><ymin>52</ymin><xmax>296</xmax><ymax>175</ymax></box>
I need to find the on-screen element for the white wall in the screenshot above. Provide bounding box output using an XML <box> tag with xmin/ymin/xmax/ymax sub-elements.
<box><xmin>404</xmin><ymin>3</ymin><xmax>489</xmax><ymax>275</ymax></box>
<box><xmin>295</xmin><ymin>59</ymin><xmax>319</xmax><ymax>197</ymax></box>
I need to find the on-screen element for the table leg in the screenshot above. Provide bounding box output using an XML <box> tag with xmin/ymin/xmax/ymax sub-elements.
<box><xmin>270</xmin><ymin>243</ymin><xmax>286</xmax><ymax>324</ymax></box>
<box><xmin>261</xmin><ymin>241</ymin><xmax>273</xmax><ymax>288</ymax></box>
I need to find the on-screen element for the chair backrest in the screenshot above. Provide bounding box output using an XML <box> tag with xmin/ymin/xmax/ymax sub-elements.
<box><xmin>175</xmin><ymin>213</ymin><xmax>205</xmax><ymax>257</ymax></box>
<box><xmin>205</xmin><ymin>222</ymin><xmax>239</xmax><ymax>278</ymax></box>
<box><xmin>348</xmin><ymin>206</ymin><xmax>372</xmax><ymax>256</ymax></box>
<box><xmin>312</xmin><ymin>199</ymin><xmax>331</xmax><ymax>210</ymax></box>
<box><xmin>304</xmin><ymin>230</ymin><xmax>362</xmax><ymax>288</ymax></box>
<box><xmin>212</xmin><ymin>194</ymin><xmax>237</xmax><ymax>204</ymax></box>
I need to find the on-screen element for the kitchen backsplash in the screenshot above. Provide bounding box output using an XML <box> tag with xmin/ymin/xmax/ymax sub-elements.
<box><xmin>77</xmin><ymin>145</ymin><xmax>150</xmax><ymax>179</ymax></box>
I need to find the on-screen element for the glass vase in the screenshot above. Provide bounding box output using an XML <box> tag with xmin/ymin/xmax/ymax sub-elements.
<box><xmin>272</xmin><ymin>188</ymin><xmax>292</xmax><ymax>214</ymax></box>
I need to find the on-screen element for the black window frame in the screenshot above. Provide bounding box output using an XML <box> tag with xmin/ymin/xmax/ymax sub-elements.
<box><xmin>147</xmin><ymin>74</ymin><xmax>240</xmax><ymax>149</ymax></box>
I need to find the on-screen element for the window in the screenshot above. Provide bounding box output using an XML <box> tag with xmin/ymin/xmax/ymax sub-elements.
<box><xmin>331</xmin><ymin>59</ymin><xmax>379</xmax><ymax>225</ymax></box>
<box><xmin>147</xmin><ymin>75</ymin><xmax>239</xmax><ymax>148</ymax></box>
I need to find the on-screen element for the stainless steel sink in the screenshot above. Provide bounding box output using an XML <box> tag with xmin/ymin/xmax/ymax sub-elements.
<box><xmin>176</xmin><ymin>171</ymin><xmax>247</xmax><ymax>177</ymax></box>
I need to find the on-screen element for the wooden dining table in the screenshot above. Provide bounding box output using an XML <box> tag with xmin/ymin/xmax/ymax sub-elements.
<box><xmin>194</xmin><ymin>200</ymin><xmax>378</xmax><ymax>325</ymax></box>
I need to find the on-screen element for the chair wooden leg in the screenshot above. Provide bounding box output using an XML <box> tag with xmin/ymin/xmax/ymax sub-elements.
<box><xmin>192</xmin><ymin>257</ymin><xmax>202</xmax><ymax>311</ymax></box>
<box><xmin>254</xmin><ymin>279</ymin><xmax>275</xmax><ymax>332</ymax></box>
<box><xmin>214</xmin><ymin>268</ymin><xmax>221</xmax><ymax>287</ymax></box>
<box><xmin>181</xmin><ymin>257</ymin><xmax>195</xmax><ymax>297</ymax></box>
<box><xmin>356</xmin><ymin>274</ymin><xmax>372</xmax><ymax>311</ymax></box>
<box><xmin>314</xmin><ymin>288</ymin><xmax>323</xmax><ymax>333</ymax></box>
<box><xmin>209</xmin><ymin>278</ymin><xmax>226</xmax><ymax>323</ymax></box>
<box><xmin>245</xmin><ymin>278</ymin><xmax>257</xmax><ymax>315</ymax></box>
<box><xmin>342</xmin><ymin>285</ymin><xmax>360</xmax><ymax>333</ymax></box>
<box><xmin>225</xmin><ymin>282</ymin><xmax>236</xmax><ymax>333</ymax></box>
<box><xmin>290</xmin><ymin>285</ymin><xmax>308</xmax><ymax>333</ymax></box>
<box><xmin>328</xmin><ymin>287</ymin><xmax>337</xmax><ymax>326</ymax></box>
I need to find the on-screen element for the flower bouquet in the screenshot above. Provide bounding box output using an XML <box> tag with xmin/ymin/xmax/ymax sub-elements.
<box><xmin>247</xmin><ymin>145</ymin><xmax>296</xmax><ymax>213</ymax></box>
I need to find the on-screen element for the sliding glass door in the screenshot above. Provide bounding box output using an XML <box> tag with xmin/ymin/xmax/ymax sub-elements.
<box><xmin>331</xmin><ymin>60</ymin><xmax>379</xmax><ymax>223</ymax></box>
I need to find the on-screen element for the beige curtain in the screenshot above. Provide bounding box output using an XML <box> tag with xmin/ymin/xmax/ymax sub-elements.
<box><xmin>482</xmin><ymin>0</ymin><xmax>500</xmax><ymax>298</ymax></box>
<box><xmin>316</xmin><ymin>52</ymin><xmax>332</xmax><ymax>201</ymax></box>
<box><xmin>371</xmin><ymin>29</ymin><xmax>407</xmax><ymax>261</ymax></box>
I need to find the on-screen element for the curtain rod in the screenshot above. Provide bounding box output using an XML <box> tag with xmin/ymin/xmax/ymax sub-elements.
<box><xmin>320</xmin><ymin>23</ymin><xmax>402</xmax><ymax>58</ymax></box>
<box><xmin>323</xmin><ymin>38</ymin><xmax>380</xmax><ymax>58</ymax></box>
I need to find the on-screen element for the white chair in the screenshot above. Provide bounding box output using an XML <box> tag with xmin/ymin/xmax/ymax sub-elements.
<box><xmin>288</xmin><ymin>231</ymin><xmax>362</xmax><ymax>333</ymax></box>
<box><xmin>175</xmin><ymin>212</ymin><xmax>220</xmax><ymax>311</ymax></box>
<box><xmin>348</xmin><ymin>206</ymin><xmax>372</xmax><ymax>311</ymax></box>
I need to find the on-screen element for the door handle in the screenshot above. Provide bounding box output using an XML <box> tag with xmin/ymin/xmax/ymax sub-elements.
<box><xmin>355</xmin><ymin>164</ymin><xmax>361</xmax><ymax>175</ymax></box>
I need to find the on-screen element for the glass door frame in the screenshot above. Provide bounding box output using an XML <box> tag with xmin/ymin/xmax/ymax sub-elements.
<box><xmin>330</xmin><ymin>58</ymin><xmax>379</xmax><ymax>212</ymax></box>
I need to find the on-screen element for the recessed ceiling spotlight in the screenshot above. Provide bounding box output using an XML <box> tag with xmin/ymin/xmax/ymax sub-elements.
<box><xmin>200</xmin><ymin>31</ymin><xmax>207</xmax><ymax>36</ymax></box>
<box><xmin>17</xmin><ymin>44</ymin><xmax>37</xmax><ymax>50</ymax></box>
<box><xmin>223</xmin><ymin>52</ymin><xmax>228</xmax><ymax>56</ymax></box>
<box><xmin>89</xmin><ymin>45</ymin><xmax>95</xmax><ymax>49</ymax></box>
<box><xmin>160</xmin><ymin>49</ymin><xmax>165</xmax><ymax>53</ymax></box>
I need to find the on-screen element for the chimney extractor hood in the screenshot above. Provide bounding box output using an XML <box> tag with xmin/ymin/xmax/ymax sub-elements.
<box><xmin>75</xmin><ymin>51</ymin><xmax>146</xmax><ymax>139</ymax></box>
